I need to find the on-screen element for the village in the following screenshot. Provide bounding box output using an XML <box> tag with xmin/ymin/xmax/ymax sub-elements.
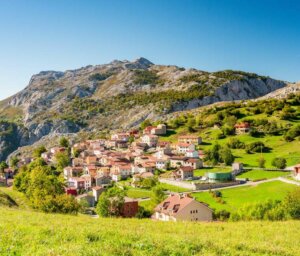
<box><xmin>1</xmin><ymin>122</ymin><xmax>300</xmax><ymax>222</ymax></box>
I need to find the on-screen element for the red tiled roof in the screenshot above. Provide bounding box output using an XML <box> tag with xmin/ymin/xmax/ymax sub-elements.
<box><xmin>155</xmin><ymin>194</ymin><xmax>195</xmax><ymax>216</ymax></box>
<box><xmin>179</xmin><ymin>166</ymin><xmax>194</xmax><ymax>172</ymax></box>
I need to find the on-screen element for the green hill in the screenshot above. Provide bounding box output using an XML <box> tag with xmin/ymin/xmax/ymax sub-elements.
<box><xmin>0</xmin><ymin>207</ymin><xmax>299</xmax><ymax>256</ymax></box>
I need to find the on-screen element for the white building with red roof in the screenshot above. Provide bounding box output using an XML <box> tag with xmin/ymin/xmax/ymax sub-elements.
<box><xmin>154</xmin><ymin>194</ymin><xmax>213</xmax><ymax>222</ymax></box>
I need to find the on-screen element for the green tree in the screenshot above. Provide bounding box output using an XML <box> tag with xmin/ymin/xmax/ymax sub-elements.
<box><xmin>219</xmin><ymin>147</ymin><xmax>235</xmax><ymax>165</ymax></box>
<box><xmin>33</xmin><ymin>146</ymin><xmax>47</xmax><ymax>158</ymax></box>
<box><xmin>151</xmin><ymin>186</ymin><xmax>166</xmax><ymax>204</ymax></box>
<box><xmin>54</xmin><ymin>152</ymin><xmax>70</xmax><ymax>171</ymax></box>
<box><xmin>59</xmin><ymin>137</ymin><xmax>70</xmax><ymax>148</ymax></box>
<box><xmin>95</xmin><ymin>187</ymin><xmax>125</xmax><ymax>217</ymax></box>
<box><xmin>257</xmin><ymin>157</ymin><xmax>266</xmax><ymax>168</ymax></box>
<box><xmin>140</xmin><ymin>119</ymin><xmax>152</xmax><ymax>130</ymax></box>
<box><xmin>271</xmin><ymin>157</ymin><xmax>287</xmax><ymax>169</ymax></box>
<box><xmin>283</xmin><ymin>188</ymin><xmax>300</xmax><ymax>219</ymax></box>
<box><xmin>9</xmin><ymin>157</ymin><xmax>19</xmax><ymax>170</ymax></box>
<box><xmin>0</xmin><ymin>161</ymin><xmax>8</xmax><ymax>173</ymax></box>
<box><xmin>187</xmin><ymin>117</ymin><xmax>196</xmax><ymax>132</ymax></box>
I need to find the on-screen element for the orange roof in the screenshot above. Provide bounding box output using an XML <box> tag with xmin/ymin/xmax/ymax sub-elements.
<box><xmin>155</xmin><ymin>194</ymin><xmax>198</xmax><ymax>216</ymax></box>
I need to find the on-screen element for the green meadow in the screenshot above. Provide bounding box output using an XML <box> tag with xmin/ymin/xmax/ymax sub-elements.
<box><xmin>192</xmin><ymin>181</ymin><xmax>297</xmax><ymax>212</ymax></box>
<box><xmin>0</xmin><ymin>207</ymin><xmax>299</xmax><ymax>256</ymax></box>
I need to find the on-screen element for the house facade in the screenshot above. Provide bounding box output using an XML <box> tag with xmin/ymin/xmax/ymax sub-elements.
<box><xmin>154</xmin><ymin>194</ymin><xmax>213</xmax><ymax>222</ymax></box>
<box><xmin>178</xmin><ymin>135</ymin><xmax>202</xmax><ymax>145</ymax></box>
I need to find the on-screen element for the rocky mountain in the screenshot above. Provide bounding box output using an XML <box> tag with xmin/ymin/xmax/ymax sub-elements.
<box><xmin>0</xmin><ymin>57</ymin><xmax>289</xmax><ymax>161</ymax></box>
<box><xmin>256</xmin><ymin>82</ymin><xmax>300</xmax><ymax>100</ymax></box>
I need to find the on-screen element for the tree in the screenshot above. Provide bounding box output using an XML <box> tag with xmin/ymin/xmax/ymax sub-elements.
<box><xmin>219</xmin><ymin>147</ymin><xmax>235</xmax><ymax>165</ymax></box>
<box><xmin>187</xmin><ymin>117</ymin><xmax>196</xmax><ymax>132</ymax></box>
<box><xmin>54</xmin><ymin>152</ymin><xmax>70</xmax><ymax>171</ymax></box>
<box><xmin>33</xmin><ymin>146</ymin><xmax>47</xmax><ymax>158</ymax></box>
<box><xmin>141</xmin><ymin>177</ymin><xmax>157</xmax><ymax>189</ymax></box>
<box><xmin>257</xmin><ymin>157</ymin><xmax>266</xmax><ymax>168</ymax></box>
<box><xmin>95</xmin><ymin>187</ymin><xmax>125</xmax><ymax>217</ymax></box>
<box><xmin>151</xmin><ymin>186</ymin><xmax>166</xmax><ymax>204</ymax></box>
<box><xmin>140</xmin><ymin>119</ymin><xmax>152</xmax><ymax>130</ymax></box>
<box><xmin>283</xmin><ymin>188</ymin><xmax>300</xmax><ymax>219</ymax></box>
<box><xmin>271</xmin><ymin>157</ymin><xmax>287</xmax><ymax>169</ymax></box>
<box><xmin>59</xmin><ymin>137</ymin><xmax>70</xmax><ymax>148</ymax></box>
<box><xmin>205</xmin><ymin>143</ymin><xmax>221</xmax><ymax>165</ymax></box>
<box><xmin>245</xmin><ymin>141</ymin><xmax>266</xmax><ymax>154</ymax></box>
<box><xmin>9</xmin><ymin>157</ymin><xmax>19</xmax><ymax>170</ymax></box>
<box><xmin>0</xmin><ymin>161</ymin><xmax>8</xmax><ymax>173</ymax></box>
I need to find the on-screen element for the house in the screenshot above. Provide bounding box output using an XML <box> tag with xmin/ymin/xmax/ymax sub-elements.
<box><xmin>232</xmin><ymin>162</ymin><xmax>244</xmax><ymax>176</ymax></box>
<box><xmin>293</xmin><ymin>164</ymin><xmax>300</xmax><ymax>180</ymax></box>
<box><xmin>95</xmin><ymin>175</ymin><xmax>112</xmax><ymax>187</ymax></box>
<box><xmin>184</xmin><ymin>158</ymin><xmax>202</xmax><ymax>169</ymax></box>
<box><xmin>178</xmin><ymin>135</ymin><xmax>202</xmax><ymax>145</ymax></box>
<box><xmin>169</xmin><ymin>157</ymin><xmax>188</xmax><ymax>168</ymax></box>
<box><xmin>141</xmin><ymin>134</ymin><xmax>159</xmax><ymax>147</ymax></box>
<box><xmin>132</xmin><ymin>162</ymin><xmax>156</xmax><ymax>174</ymax></box>
<box><xmin>76</xmin><ymin>194</ymin><xmax>95</xmax><ymax>207</ymax></box>
<box><xmin>121</xmin><ymin>197</ymin><xmax>139</xmax><ymax>218</ymax></box>
<box><xmin>172</xmin><ymin>166</ymin><xmax>194</xmax><ymax>180</ymax></box>
<box><xmin>50</xmin><ymin>147</ymin><xmax>66</xmax><ymax>155</ymax></box>
<box><xmin>176</xmin><ymin>143</ymin><xmax>195</xmax><ymax>154</ymax></box>
<box><xmin>92</xmin><ymin>186</ymin><xmax>105</xmax><ymax>202</ymax></box>
<box><xmin>153</xmin><ymin>194</ymin><xmax>213</xmax><ymax>222</ymax></box>
<box><xmin>63</xmin><ymin>166</ymin><xmax>83</xmax><ymax>179</ymax></box>
<box><xmin>111</xmin><ymin>132</ymin><xmax>130</xmax><ymax>142</ymax></box>
<box><xmin>169</xmin><ymin>157</ymin><xmax>202</xmax><ymax>169</ymax></box>
<box><xmin>81</xmin><ymin>175</ymin><xmax>92</xmax><ymax>190</ymax></box>
<box><xmin>185</xmin><ymin>149</ymin><xmax>199</xmax><ymax>158</ymax></box>
<box><xmin>234</xmin><ymin>122</ymin><xmax>251</xmax><ymax>134</ymax></box>
<box><xmin>143</xmin><ymin>124</ymin><xmax>167</xmax><ymax>135</ymax></box>
<box><xmin>156</xmin><ymin>158</ymin><xmax>169</xmax><ymax>170</ymax></box>
<box><xmin>72</xmin><ymin>158</ymin><xmax>84</xmax><ymax>167</ymax></box>
<box><xmin>68</xmin><ymin>177</ymin><xmax>85</xmax><ymax>190</ymax></box>
<box><xmin>111</xmin><ymin>164</ymin><xmax>132</xmax><ymax>180</ymax></box>
<box><xmin>85</xmin><ymin>155</ymin><xmax>98</xmax><ymax>165</ymax></box>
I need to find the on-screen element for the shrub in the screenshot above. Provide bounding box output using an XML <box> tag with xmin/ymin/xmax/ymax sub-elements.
<box><xmin>245</xmin><ymin>141</ymin><xmax>266</xmax><ymax>154</ymax></box>
<box><xmin>227</xmin><ymin>138</ymin><xmax>245</xmax><ymax>149</ymax></box>
<box><xmin>271</xmin><ymin>157</ymin><xmax>287</xmax><ymax>169</ymax></box>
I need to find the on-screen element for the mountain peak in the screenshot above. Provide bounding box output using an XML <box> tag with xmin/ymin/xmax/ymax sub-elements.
<box><xmin>134</xmin><ymin>57</ymin><xmax>153</xmax><ymax>66</ymax></box>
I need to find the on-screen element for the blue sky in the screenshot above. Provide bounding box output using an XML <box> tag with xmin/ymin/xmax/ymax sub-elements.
<box><xmin>0</xmin><ymin>0</ymin><xmax>299</xmax><ymax>100</ymax></box>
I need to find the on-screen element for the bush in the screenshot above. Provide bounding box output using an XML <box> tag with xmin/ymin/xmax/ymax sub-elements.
<box><xmin>284</xmin><ymin>125</ymin><xmax>300</xmax><ymax>141</ymax></box>
<box><xmin>245</xmin><ymin>141</ymin><xmax>266</xmax><ymax>154</ymax></box>
<box><xmin>271</xmin><ymin>157</ymin><xmax>287</xmax><ymax>169</ymax></box>
<box><xmin>227</xmin><ymin>138</ymin><xmax>245</xmax><ymax>149</ymax></box>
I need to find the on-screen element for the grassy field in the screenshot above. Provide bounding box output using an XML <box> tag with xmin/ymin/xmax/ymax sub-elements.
<box><xmin>237</xmin><ymin>170</ymin><xmax>290</xmax><ymax>180</ymax></box>
<box><xmin>0</xmin><ymin>207</ymin><xmax>299</xmax><ymax>256</ymax></box>
<box><xmin>159</xmin><ymin>183</ymin><xmax>190</xmax><ymax>192</ymax></box>
<box><xmin>192</xmin><ymin>181</ymin><xmax>297</xmax><ymax>212</ymax></box>
<box><xmin>194</xmin><ymin>167</ymin><xmax>232</xmax><ymax>177</ymax></box>
<box><xmin>126</xmin><ymin>187</ymin><xmax>153</xmax><ymax>198</ymax></box>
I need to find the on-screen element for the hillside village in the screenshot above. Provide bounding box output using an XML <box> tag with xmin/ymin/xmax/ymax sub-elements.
<box><xmin>1</xmin><ymin>113</ymin><xmax>300</xmax><ymax>221</ymax></box>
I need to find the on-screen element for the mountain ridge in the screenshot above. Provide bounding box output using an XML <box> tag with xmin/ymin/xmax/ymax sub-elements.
<box><xmin>0</xmin><ymin>57</ymin><xmax>293</xmax><ymax>161</ymax></box>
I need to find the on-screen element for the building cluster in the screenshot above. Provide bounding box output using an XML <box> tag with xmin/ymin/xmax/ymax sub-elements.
<box><xmin>34</xmin><ymin>124</ymin><xmax>205</xmax><ymax>213</ymax></box>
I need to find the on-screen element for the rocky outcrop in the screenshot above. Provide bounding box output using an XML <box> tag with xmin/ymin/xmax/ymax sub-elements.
<box><xmin>0</xmin><ymin>57</ymin><xmax>291</xmax><ymax>161</ymax></box>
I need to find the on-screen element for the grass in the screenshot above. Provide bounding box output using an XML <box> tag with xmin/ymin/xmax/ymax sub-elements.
<box><xmin>0</xmin><ymin>207</ymin><xmax>299</xmax><ymax>255</ymax></box>
<box><xmin>126</xmin><ymin>187</ymin><xmax>152</xmax><ymax>199</ymax></box>
<box><xmin>0</xmin><ymin>187</ymin><xmax>30</xmax><ymax>209</ymax></box>
<box><xmin>192</xmin><ymin>181</ymin><xmax>297</xmax><ymax>212</ymax></box>
<box><xmin>194</xmin><ymin>167</ymin><xmax>232</xmax><ymax>177</ymax></box>
<box><xmin>159</xmin><ymin>183</ymin><xmax>191</xmax><ymax>192</ymax></box>
<box><xmin>237</xmin><ymin>170</ymin><xmax>290</xmax><ymax>180</ymax></box>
